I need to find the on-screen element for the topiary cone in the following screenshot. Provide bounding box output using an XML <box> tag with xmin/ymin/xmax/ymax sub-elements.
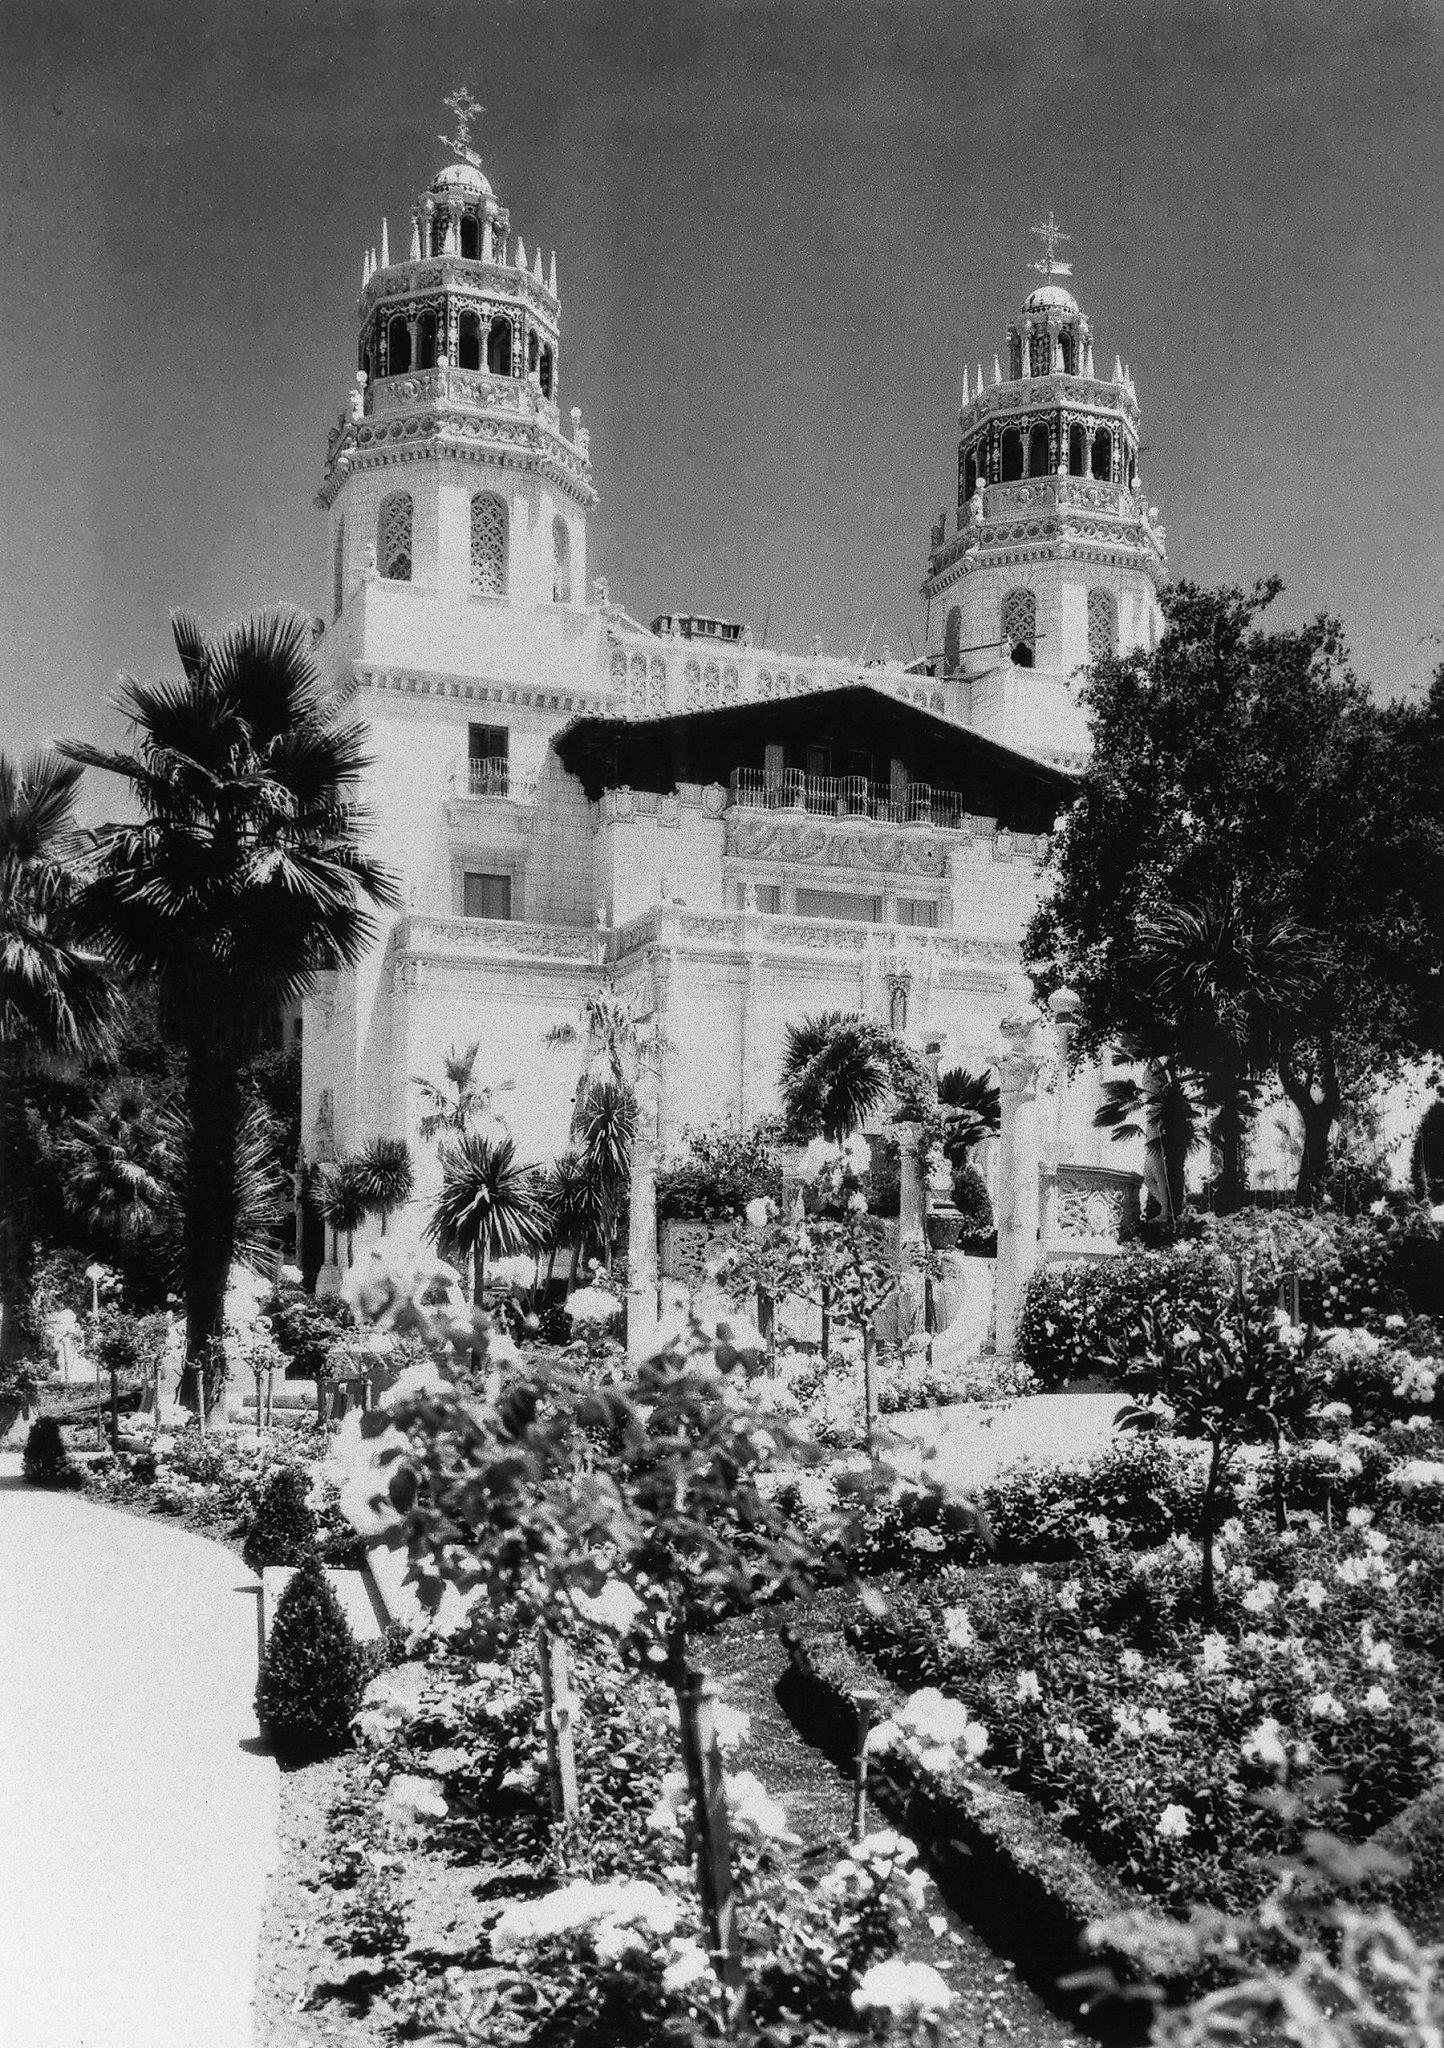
<box><xmin>256</xmin><ymin>1551</ymin><xmax>364</xmax><ymax>1760</ymax></box>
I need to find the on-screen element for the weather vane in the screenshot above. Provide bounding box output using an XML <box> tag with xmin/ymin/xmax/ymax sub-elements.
<box><xmin>1029</xmin><ymin>213</ymin><xmax>1072</xmax><ymax>282</ymax></box>
<box><xmin>440</xmin><ymin>85</ymin><xmax>486</xmax><ymax>167</ymax></box>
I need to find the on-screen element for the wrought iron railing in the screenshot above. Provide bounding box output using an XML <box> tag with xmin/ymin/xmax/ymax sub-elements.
<box><xmin>468</xmin><ymin>755</ymin><xmax>514</xmax><ymax>798</ymax></box>
<box><xmin>728</xmin><ymin>766</ymin><xmax>972</xmax><ymax>829</ymax></box>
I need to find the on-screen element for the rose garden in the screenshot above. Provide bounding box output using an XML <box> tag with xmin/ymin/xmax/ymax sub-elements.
<box><xmin>2</xmin><ymin>588</ymin><xmax>1443</xmax><ymax>2046</ymax></box>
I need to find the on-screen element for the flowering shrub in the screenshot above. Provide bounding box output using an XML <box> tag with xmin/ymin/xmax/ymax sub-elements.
<box><xmin>849</xmin><ymin>1514</ymin><xmax>1444</xmax><ymax>1915</ymax></box>
<box><xmin>655</xmin><ymin>1120</ymin><xmax>785</xmax><ymax>1222</ymax></box>
<box><xmin>1016</xmin><ymin>1244</ymin><xmax>1229</xmax><ymax>1388</ymax></box>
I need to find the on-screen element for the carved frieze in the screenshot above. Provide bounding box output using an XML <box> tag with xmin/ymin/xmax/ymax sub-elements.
<box><xmin>727</xmin><ymin>815</ymin><xmax>951</xmax><ymax>876</ymax></box>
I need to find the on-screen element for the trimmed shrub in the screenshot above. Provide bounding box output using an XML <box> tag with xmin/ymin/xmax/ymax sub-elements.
<box><xmin>950</xmin><ymin>1162</ymin><xmax>995</xmax><ymax>1244</ymax></box>
<box><xmin>242</xmin><ymin>1464</ymin><xmax>318</xmax><ymax>1573</ymax></box>
<box><xmin>256</xmin><ymin>1551</ymin><xmax>364</xmax><ymax>1759</ymax></box>
<box><xmin>22</xmin><ymin>1415</ymin><xmax>78</xmax><ymax>1489</ymax></box>
<box><xmin>655</xmin><ymin>1120</ymin><xmax>785</xmax><ymax>1222</ymax></box>
<box><xmin>1017</xmin><ymin>1244</ymin><xmax>1225</xmax><ymax>1387</ymax></box>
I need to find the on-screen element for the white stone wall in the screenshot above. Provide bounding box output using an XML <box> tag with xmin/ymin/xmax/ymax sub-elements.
<box><xmin>598</xmin><ymin>798</ymin><xmax>728</xmax><ymax>925</ymax></box>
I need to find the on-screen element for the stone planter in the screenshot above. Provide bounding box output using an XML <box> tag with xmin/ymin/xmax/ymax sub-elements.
<box><xmin>926</xmin><ymin>1210</ymin><xmax>964</xmax><ymax>1251</ymax></box>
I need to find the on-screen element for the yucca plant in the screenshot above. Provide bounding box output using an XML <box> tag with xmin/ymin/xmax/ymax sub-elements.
<box><xmin>578</xmin><ymin>1079</ymin><xmax>635</xmax><ymax>1265</ymax></box>
<box><xmin>430</xmin><ymin>1131</ymin><xmax>548</xmax><ymax>1305</ymax></box>
<box><xmin>355</xmin><ymin>1134</ymin><xmax>414</xmax><ymax>1235</ymax></box>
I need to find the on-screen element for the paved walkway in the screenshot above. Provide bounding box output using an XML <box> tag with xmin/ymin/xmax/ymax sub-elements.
<box><xmin>890</xmin><ymin>1387</ymin><xmax>1128</xmax><ymax>1493</ymax></box>
<box><xmin>0</xmin><ymin>1457</ymin><xmax>279</xmax><ymax>2048</ymax></box>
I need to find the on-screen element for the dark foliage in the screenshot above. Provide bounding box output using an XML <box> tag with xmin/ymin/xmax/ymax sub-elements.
<box><xmin>22</xmin><ymin>1414</ymin><xmax>79</xmax><ymax>1488</ymax></box>
<box><xmin>242</xmin><ymin>1464</ymin><xmax>319</xmax><ymax>1573</ymax></box>
<box><xmin>256</xmin><ymin>1550</ymin><xmax>365</xmax><ymax>1760</ymax></box>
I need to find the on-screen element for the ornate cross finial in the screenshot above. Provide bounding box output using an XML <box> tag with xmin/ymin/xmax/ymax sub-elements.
<box><xmin>1029</xmin><ymin>212</ymin><xmax>1072</xmax><ymax>282</ymax></box>
<box><xmin>439</xmin><ymin>85</ymin><xmax>486</xmax><ymax>167</ymax></box>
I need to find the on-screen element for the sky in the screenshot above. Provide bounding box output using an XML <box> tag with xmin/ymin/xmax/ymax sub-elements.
<box><xmin>3</xmin><ymin>0</ymin><xmax>1442</xmax><ymax>816</ymax></box>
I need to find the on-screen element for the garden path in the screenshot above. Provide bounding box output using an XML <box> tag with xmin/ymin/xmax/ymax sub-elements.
<box><xmin>0</xmin><ymin>1454</ymin><xmax>279</xmax><ymax>2048</ymax></box>
<box><xmin>891</xmin><ymin>1388</ymin><xmax>1127</xmax><ymax>1494</ymax></box>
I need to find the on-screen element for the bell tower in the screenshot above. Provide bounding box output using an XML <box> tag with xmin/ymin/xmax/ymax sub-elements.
<box><xmin>316</xmin><ymin>91</ymin><xmax>596</xmax><ymax>625</ymax></box>
<box><xmin>922</xmin><ymin>219</ymin><xmax>1166</xmax><ymax>760</ymax></box>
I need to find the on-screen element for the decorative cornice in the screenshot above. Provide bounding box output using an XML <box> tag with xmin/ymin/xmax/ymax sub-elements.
<box><xmin>723</xmin><ymin>812</ymin><xmax>1046</xmax><ymax>873</ymax></box>
<box><xmin>958</xmin><ymin>373</ymin><xmax>1139</xmax><ymax>431</ymax></box>
<box><xmin>359</xmin><ymin>256</ymin><xmax>559</xmax><ymax>324</ymax></box>
<box><xmin>351</xmin><ymin>663</ymin><xmax>604</xmax><ymax>714</ymax></box>
<box><xmin>316</xmin><ymin>406</ymin><xmax>595</xmax><ymax>511</ymax></box>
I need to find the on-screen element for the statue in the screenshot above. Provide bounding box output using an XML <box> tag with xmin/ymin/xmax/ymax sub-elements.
<box><xmin>742</xmin><ymin>880</ymin><xmax>759</xmax><ymax>913</ymax></box>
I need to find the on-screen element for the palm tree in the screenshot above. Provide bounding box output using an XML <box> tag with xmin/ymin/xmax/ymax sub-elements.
<box><xmin>319</xmin><ymin>1156</ymin><xmax>370</xmax><ymax>1267</ymax></box>
<box><xmin>429</xmin><ymin>1132</ymin><xmax>549</xmax><ymax>1305</ymax></box>
<box><xmin>1092</xmin><ymin>1043</ymin><xmax>1202</xmax><ymax>1230</ymax></box>
<box><xmin>0</xmin><ymin>752</ymin><xmax>116</xmax><ymax>1366</ymax></box>
<box><xmin>62</xmin><ymin>608</ymin><xmax>396</xmax><ymax>1411</ymax></box>
<box><xmin>413</xmin><ymin>1042</ymin><xmax>513</xmax><ymax>1146</ymax></box>
<box><xmin>548</xmin><ymin>991</ymin><xmax>656</xmax><ymax>1136</ymax></box>
<box><xmin>577</xmin><ymin>1080</ymin><xmax>635</xmax><ymax>1265</ymax></box>
<box><xmin>936</xmin><ymin>1065</ymin><xmax>1001</xmax><ymax>1161</ymax></box>
<box><xmin>543</xmin><ymin>1149</ymin><xmax>595</xmax><ymax>1294</ymax></box>
<box><xmin>1137</xmin><ymin>900</ymin><xmax>1321</xmax><ymax>1213</ymax></box>
<box><xmin>355</xmin><ymin>1134</ymin><xmax>414</xmax><ymax>1235</ymax></box>
<box><xmin>58</xmin><ymin>1079</ymin><xmax>172</xmax><ymax>1243</ymax></box>
<box><xmin>779</xmin><ymin>1012</ymin><xmax>894</xmax><ymax>1143</ymax></box>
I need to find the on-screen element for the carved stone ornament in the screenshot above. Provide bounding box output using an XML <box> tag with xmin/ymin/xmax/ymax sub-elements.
<box><xmin>997</xmin><ymin>1011</ymin><xmax>1042</xmax><ymax>1098</ymax></box>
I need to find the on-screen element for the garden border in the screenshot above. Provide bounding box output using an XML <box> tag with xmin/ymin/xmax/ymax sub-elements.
<box><xmin>777</xmin><ymin>1596</ymin><xmax>1204</xmax><ymax>2020</ymax></box>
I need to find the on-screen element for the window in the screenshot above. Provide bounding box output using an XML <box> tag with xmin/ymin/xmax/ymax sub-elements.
<box><xmin>468</xmin><ymin>723</ymin><xmax>508</xmax><ymax>795</ymax></box>
<box><xmin>378</xmin><ymin>492</ymin><xmax>412</xmax><ymax>582</ymax></box>
<box><xmin>462</xmin><ymin>872</ymin><xmax>511</xmax><ymax>920</ymax></box>
<box><xmin>552</xmin><ymin>517</ymin><xmax>571</xmax><ymax>603</ymax></box>
<box><xmin>539</xmin><ymin>344</ymin><xmax>554</xmax><ymax>398</ymax></box>
<box><xmin>1000</xmin><ymin>428</ymin><xmax>1023</xmax><ymax>481</ymax></box>
<box><xmin>332</xmin><ymin>515</ymin><xmax>345</xmax><ymax>619</ymax></box>
<box><xmin>943</xmin><ymin>606</ymin><xmax>962</xmax><ymax>671</ymax></box>
<box><xmin>469</xmin><ymin>493</ymin><xmax>507</xmax><ymax>596</ymax></box>
<box><xmin>386</xmin><ymin>315</ymin><xmax>411</xmax><ymax>375</ymax></box>
<box><xmin>961</xmin><ymin>450</ymin><xmax>977</xmax><ymax>502</ymax></box>
<box><xmin>795</xmin><ymin>888</ymin><xmax>881</xmax><ymax>923</ymax></box>
<box><xmin>895</xmin><ymin>898</ymin><xmax>938</xmax><ymax>928</ymax></box>
<box><xmin>1092</xmin><ymin>427</ymin><xmax>1112</xmax><ymax>480</ymax></box>
<box><xmin>1059</xmin><ymin>332</ymin><xmax>1076</xmax><ymax>374</ymax></box>
<box><xmin>416</xmin><ymin>311</ymin><xmax>438</xmax><ymax>370</ymax></box>
<box><xmin>460</xmin><ymin>216</ymin><xmax>480</xmax><ymax>260</ymax></box>
<box><xmin>1068</xmin><ymin>422</ymin><xmax>1086</xmax><ymax>475</ymax></box>
<box><xmin>1027</xmin><ymin>422</ymin><xmax>1050</xmax><ymax>477</ymax></box>
<box><xmin>735</xmin><ymin>883</ymin><xmax>781</xmax><ymax>913</ymax></box>
<box><xmin>1087</xmin><ymin>588</ymin><xmax>1117</xmax><ymax>663</ymax></box>
<box><xmin>458</xmin><ymin>312</ymin><xmax>482</xmax><ymax>370</ymax></box>
<box><xmin>1002</xmin><ymin>587</ymin><xmax>1036</xmax><ymax>667</ymax></box>
<box><xmin>487</xmin><ymin>315</ymin><xmax>512</xmax><ymax>376</ymax></box>
<box><xmin>804</xmin><ymin>745</ymin><xmax>831</xmax><ymax>780</ymax></box>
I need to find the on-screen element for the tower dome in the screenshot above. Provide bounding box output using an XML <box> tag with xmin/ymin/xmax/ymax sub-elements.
<box><xmin>431</xmin><ymin>160</ymin><xmax>494</xmax><ymax>199</ymax></box>
<box><xmin>920</xmin><ymin>216</ymin><xmax>1166</xmax><ymax>757</ymax></box>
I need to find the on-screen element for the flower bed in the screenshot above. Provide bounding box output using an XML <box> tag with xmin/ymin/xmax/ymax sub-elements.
<box><xmin>842</xmin><ymin>1496</ymin><xmax>1444</xmax><ymax>1921</ymax></box>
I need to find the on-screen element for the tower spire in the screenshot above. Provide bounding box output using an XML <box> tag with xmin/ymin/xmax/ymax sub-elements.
<box><xmin>1029</xmin><ymin>212</ymin><xmax>1072</xmax><ymax>284</ymax></box>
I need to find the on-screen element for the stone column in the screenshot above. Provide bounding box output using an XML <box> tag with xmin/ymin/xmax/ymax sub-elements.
<box><xmin>896</xmin><ymin>1122</ymin><xmax>925</xmax><ymax>1259</ymax></box>
<box><xmin>627</xmin><ymin>1081</ymin><xmax>660</xmax><ymax>1363</ymax></box>
<box><xmin>1047</xmin><ymin>984</ymin><xmax>1080</xmax><ymax>1168</ymax></box>
<box><xmin>994</xmin><ymin>1013</ymin><xmax>1043</xmax><ymax>1361</ymax></box>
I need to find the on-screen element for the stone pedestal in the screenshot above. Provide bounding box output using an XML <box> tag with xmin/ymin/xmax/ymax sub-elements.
<box><xmin>896</xmin><ymin>1122</ymin><xmax>925</xmax><ymax>1258</ymax></box>
<box><xmin>994</xmin><ymin>1013</ymin><xmax>1043</xmax><ymax>1361</ymax></box>
<box><xmin>627</xmin><ymin>1088</ymin><xmax>660</xmax><ymax>1363</ymax></box>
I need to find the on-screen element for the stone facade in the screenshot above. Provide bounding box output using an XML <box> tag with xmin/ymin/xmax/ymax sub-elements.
<box><xmin>303</xmin><ymin>141</ymin><xmax>1154</xmax><ymax>1259</ymax></box>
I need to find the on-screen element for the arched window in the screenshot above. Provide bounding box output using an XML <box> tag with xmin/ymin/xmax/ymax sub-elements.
<box><xmin>332</xmin><ymin>516</ymin><xmax>345</xmax><ymax>619</ymax></box>
<box><xmin>1002</xmin><ymin>587</ymin><xmax>1036</xmax><ymax>667</ymax></box>
<box><xmin>458</xmin><ymin>312</ymin><xmax>482</xmax><ymax>371</ymax></box>
<box><xmin>1027</xmin><ymin>422</ymin><xmax>1050</xmax><ymax>477</ymax></box>
<box><xmin>552</xmin><ymin>517</ymin><xmax>571</xmax><ymax>604</ymax></box>
<box><xmin>1091</xmin><ymin>427</ymin><xmax>1112</xmax><ymax>480</ymax></box>
<box><xmin>416</xmin><ymin>312</ymin><xmax>438</xmax><ymax>370</ymax></box>
<box><xmin>378</xmin><ymin>492</ymin><xmax>412</xmax><ymax>582</ymax></box>
<box><xmin>1087</xmin><ymin>588</ymin><xmax>1117</xmax><ymax>663</ymax></box>
<box><xmin>962</xmin><ymin>450</ymin><xmax>978</xmax><ymax>501</ymax></box>
<box><xmin>527</xmin><ymin>330</ymin><xmax>539</xmax><ymax>379</ymax></box>
<box><xmin>386</xmin><ymin>315</ymin><xmax>411</xmax><ymax>375</ymax></box>
<box><xmin>487</xmin><ymin>315</ymin><xmax>511</xmax><ymax>376</ymax></box>
<box><xmin>1000</xmin><ymin>428</ymin><xmax>1023</xmax><ymax>482</ymax></box>
<box><xmin>470</xmin><ymin>492</ymin><xmax>507</xmax><ymax>596</ymax></box>
<box><xmin>1059</xmin><ymin>332</ymin><xmax>1076</xmax><ymax>374</ymax></box>
<box><xmin>943</xmin><ymin>606</ymin><xmax>962</xmax><ymax>671</ymax></box>
<box><xmin>429</xmin><ymin>215</ymin><xmax>446</xmax><ymax>256</ymax></box>
<box><xmin>1068</xmin><ymin>422</ymin><xmax>1086</xmax><ymax>475</ymax></box>
<box><xmin>539</xmin><ymin>343</ymin><xmax>554</xmax><ymax>398</ymax></box>
<box><xmin>460</xmin><ymin>216</ymin><xmax>480</xmax><ymax>260</ymax></box>
<box><xmin>1029</xmin><ymin>331</ymin><xmax>1051</xmax><ymax>376</ymax></box>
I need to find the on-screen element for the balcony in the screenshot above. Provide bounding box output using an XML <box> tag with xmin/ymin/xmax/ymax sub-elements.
<box><xmin>729</xmin><ymin>766</ymin><xmax>974</xmax><ymax>830</ymax></box>
<box><xmin>442</xmin><ymin>756</ymin><xmax>540</xmax><ymax>828</ymax></box>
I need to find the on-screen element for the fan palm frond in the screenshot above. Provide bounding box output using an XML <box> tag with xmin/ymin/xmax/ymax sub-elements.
<box><xmin>429</xmin><ymin>1132</ymin><xmax>549</xmax><ymax>1303</ymax></box>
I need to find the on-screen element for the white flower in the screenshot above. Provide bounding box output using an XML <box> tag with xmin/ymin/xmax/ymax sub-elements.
<box><xmin>1396</xmin><ymin>1458</ymin><xmax>1444</xmax><ymax>1496</ymax></box>
<box><xmin>849</xmin><ymin>1829</ymin><xmax>918</xmax><ymax>1867</ymax></box>
<box><xmin>1015</xmin><ymin>1670</ymin><xmax>1042</xmax><ymax>1704</ymax></box>
<box><xmin>942</xmin><ymin>1605</ymin><xmax>976</xmax><ymax>1652</ymax></box>
<box><xmin>1055</xmin><ymin>1580</ymin><xmax>1081</xmax><ymax>1613</ymax></box>
<box><xmin>1085</xmin><ymin>1514</ymin><xmax>1111</xmax><ymax>1542</ymax></box>
<box><xmin>744</xmin><ymin>1196</ymin><xmax>775</xmax><ymax>1228</ymax></box>
<box><xmin>1054</xmin><ymin>1722</ymin><xmax>1089</xmax><ymax>1746</ymax></box>
<box><xmin>1156</xmin><ymin>1804</ymin><xmax>1191</xmax><ymax>1839</ymax></box>
<box><xmin>852</xmin><ymin>1960</ymin><xmax>954</xmax><ymax>2022</ymax></box>
<box><xmin>1242</xmin><ymin>1718</ymin><xmax>1289</xmax><ymax>1771</ymax></box>
<box><xmin>662</xmin><ymin>1941</ymin><xmax>712</xmax><ymax>1993</ymax></box>
<box><xmin>1309</xmin><ymin>1690</ymin><xmax>1346</xmax><ymax>1722</ymax></box>
<box><xmin>647</xmin><ymin>1771</ymin><xmax>690</xmax><ymax>1836</ymax></box>
<box><xmin>870</xmin><ymin>1688</ymin><xmax>988</xmax><ymax>1766</ymax></box>
<box><xmin>1294</xmin><ymin>1579</ymin><xmax>1328</xmax><ymax>1612</ymax></box>
<box><xmin>570</xmin><ymin>1578</ymin><xmax>645</xmax><ymax>1635</ymax></box>
<box><xmin>1346</xmin><ymin>1506</ymin><xmax>1374</xmax><ymax>1527</ymax></box>
<box><xmin>1242</xmin><ymin>1582</ymin><xmax>1277</xmax><ymax>1615</ymax></box>
<box><xmin>1112</xmin><ymin>1706</ymin><xmax>1144</xmax><ymax>1739</ymax></box>
<box><xmin>725</xmin><ymin>1770</ymin><xmax>798</xmax><ymax>1843</ymax></box>
<box><xmin>1119</xmin><ymin>1648</ymin><xmax>1144</xmax><ymax>1677</ymax></box>
<box><xmin>385</xmin><ymin>1773</ymin><xmax>448</xmax><ymax>1822</ymax></box>
<box><xmin>565</xmin><ymin>1286</ymin><xmax>623</xmax><ymax>1330</ymax></box>
<box><xmin>1199</xmin><ymin>1633</ymin><xmax>1229</xmax><ymax>1674</ymax></box>
<box><xmin>1142</xmin><ymin>1707</ymin><xmax>1173</xmax><ymax>1737</ymax></box>
<box><xmin>1364</xmin><ymin>1685</ymin><xmax>1392</xmax><ymax>1715</ymax></box>
<box><xmin>710</xmin><ymin>1702</ymin><xmax>751</xmax><ymax>1752</ymax></box>
<box><xmin>491</xmin><ymin>1878</ymin><xmax>682</xmax><ymax>1959</ymax></box>
<box><xmin>908</xmin><ymin>1527</ymin><xmax>945</xmax><ymax>1553</ymax></box>
<box><xmin>1363</xmin><ymin>1637</ymin><xmax>1396</xmax><ymax>1675</ymax></box>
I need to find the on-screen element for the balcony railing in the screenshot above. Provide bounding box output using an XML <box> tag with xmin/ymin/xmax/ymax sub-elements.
<box><xmin>729</xmin><ymin>766</ymin><xmax>972</xmax><ymax>829</ymax></box>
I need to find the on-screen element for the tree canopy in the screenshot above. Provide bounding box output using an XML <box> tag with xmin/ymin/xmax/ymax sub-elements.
<box><xmin>1025</xmin><ymin>579</ymin><xmax>1444</xmax><ymax>1203</ymax></box>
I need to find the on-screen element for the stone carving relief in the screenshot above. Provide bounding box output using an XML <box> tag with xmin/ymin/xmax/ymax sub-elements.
<box><xmin>727</xmin><ymin>815</ymin><xmax>948</xmax><ymax>876</ymax></box>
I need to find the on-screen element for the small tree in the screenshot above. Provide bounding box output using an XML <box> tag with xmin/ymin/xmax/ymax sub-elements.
<box><xmin>1113</xmin><ymin>1284</ymin><xmax>1321</xmax><ymax>1621</ymax></box>
<box><xmin>319</xmin><ymin>1156</ymin><xmax>370</xmax><ymax>1267</ymax></box>
<box><xmin>355</xmin><ymin>1135</ymin><xmax>413</xmax><ymax>1235</ymax></box>
<box><xmin>22</xmin><ymin>1413</ymin><xmax>77</xmax><ymax>1488</ymax></box>
<box><xmin>429</xmin><ymin>1131</ymin><xmax>548</xmax><ymax>1305</ymax></box>
<box><xmin>256</xmin><ymin>1550</ymin><xmax>364</xmax><ymax>1759</ymax></box>
<box><xmin>243</xmin><ymin>1464</ymin><xmax>318</xmax><ymax>1572</ymax></box>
